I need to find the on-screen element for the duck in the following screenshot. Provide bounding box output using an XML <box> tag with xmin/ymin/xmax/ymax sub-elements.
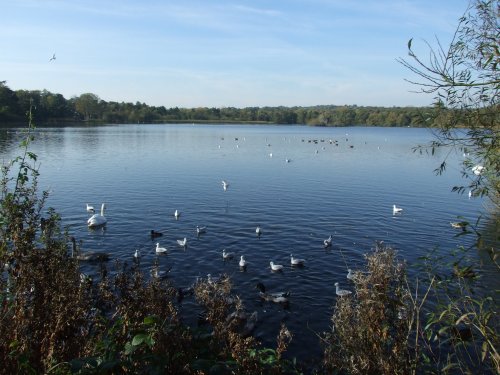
<box><xmin>323</xmin><ymin>235</ymin><xmax>333</xmax><ymax>248</ymax></box>
<box><xmin>450</xmin><ymin>221</ymin><xmax>468</xmax><ymax>231</ymax></box>
<box><xmin>270</xmin><ymin>261</ymin><xmax>284</xmax><ymax>272</ymax></box>
<box><xmin>256</xmin><ymin>225</ymin><xmax>262</xmax><ymax>236</ymax></box>
<box><xmin>86</xmin><ymin>203</ymin><xmax>95</xmax><ymax>213</ymax></box>
<box><xmin>227</xmin><ymin>310</ymin><xmax>258</xmax><ymax>337</ymax></box>
<box><xmin>335</xmin><ymin>282</ymin><xmax>352</xmax><ymax>297</ymax></box>
<box><xmin>177</xmin><ymin>237</ymin><xmax>187</xmax><ymax>247</ymax></box>
<box><xmin>290</xmin><ymin>254</ymin><xmax>306</xmax><ymax>266</ymax></box>
<box><xmin>222</xmin><ymin>249</ymin><xmax>234</xmax><ymax>260</ymax></box>
<box><xmin>239</xmin><ymin>255</ymin><xmax>247</xmax><ymax>268</ymax></box>
<box><xmin>87</xmin><ymin>203</ymin><xmax>107</xmax><ymax>228</ymax></box>
<box><xmin>196</xmin><ymin>225</ymin><xmax>207</xmax><ymax>235</ymax></box>
<box><xmin>256</xmin><ymin>282</ymin><xmax>290</xmax><ymax>304</ymax></box>
<box><xmin>174</xmin><ymin>209</ymin><xmax>180</xmax><ymax>219</ymax></box>
<box><xmin>393</xmin><ymin>205</ymin><xmax>403</xmax><ymax>214</ymax></box>
<box><xmin>150</xmin><ymin>230</ymin><xmax>163</xmax><ymax>238</ymax></box>
<box><xmin>222</xmin><ymin>180</ymin><xmax>229</xmax><ymax>191</ymax></box>
<box><xmin>70</xmin><ymin>237</ymin><xmax>110</xmax><ymax>262</ymax></box>
<box><xmin>155</xmin><ymin>243</ymin><xmax>168</xmax><ymax>254</ymax></box>
<box><xmin>151</xmin><ymin>266</ymin><xmax>171</xmax><ymax>279</ymax></box>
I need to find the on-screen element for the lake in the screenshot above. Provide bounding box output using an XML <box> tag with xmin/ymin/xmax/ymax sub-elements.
<box><xmin>0</xmin><ymin>124</ymin><xmax>493</xmax><ymax>365</ymax></box>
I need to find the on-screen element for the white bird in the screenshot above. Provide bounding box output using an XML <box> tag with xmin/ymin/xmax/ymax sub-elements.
<box><xmin>323</xmin><ymin>235</ymin><xmax>332</xmax><ymax>248</ymax></box>
<box><xmin>177</xmin><ymin>237</ymin><xmax>187</xmax><ymax>247</ymax></box>
<box><xmin>347</xmin><ymin>269</ymin><xmax>355</xmax><ymax>281</ymax></box>
<box><xmin>393</xmin><ymin>205</ymin><xmax>403</xmax><ymax>214</ymax></box>
<box><xmin>196</xmin><ymin>225</ymin><xmax>207</xmax><ymax>235</ymax></box>
<box><xmin>270</xmin><ymin>261</ymin><xmax>283</xmax><ymax>272</ymax></box>
<box><xmin>468</xmin><ymin>190</ymin><xmax>472</xmax><ymax>199</ymax></box>
<box><xmin>335</xmin><ymin>282</ymin><xmax>352</xmax><ymax>297</ymax></box>
<box><xmin>290</xmin><ymin>254</ymin><xmax>306</xmax><ymax>266</ymax></box>
<box><xmin>174</xmin><ymin>209</ymin><xmax>180</xmax><ymax>219</ymax></box>
<box><xmin>239</xmin><ymin>255</ymin><xmax>247</xmax><ymax>268</ymax></box>
<box><xmin>155</xmin><ymin>243</ymin><xmax>168</xmax><ymax>254</ymax></box>
<box><xmin>134</xmin><ymin>249</ymin><xmax>141</xmax><ymax>259</ymax></box>
<box><xmin>472</xmin><ymin>165</ymin><xmax>485</xmax><ymax>175</ymax></box>
<box><xmin>222</xmin><ymin>249</ymin><xmax>234</xmax><ymax>260</ymax></box>
<box><xmin>222</xmin><ymin>180</ymin><xmax>229</xmax><ymax>191</ymax></box>
<box><xmin>285</xmin><ymin>158</ymin><xmax>291</xmax><ymax>163</ymax></box>
<box><xmin>86</xmin><ymin>203</ymin><xmax>95</xmax><ymax>213</ymax></box>
<box><xmin>256</xmin><ymin>225</ymin><xmax>262</xmax><ymax>236</ymax></box>
<box><xmin>87</xmin><ymin>203</ymin><xmax>107</xmax><ymax>228</ymax></box>
<box><xmin>49</xmin><ymin>53</ymin><xmax>56</xmax><ymax>61</ymax></box>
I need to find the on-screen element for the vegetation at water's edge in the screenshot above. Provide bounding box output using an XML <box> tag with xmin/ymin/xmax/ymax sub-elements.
<box><xmin>1</xmin><ymin>81</ymin><xmax>440</xmax><ymax>127</ymax></box>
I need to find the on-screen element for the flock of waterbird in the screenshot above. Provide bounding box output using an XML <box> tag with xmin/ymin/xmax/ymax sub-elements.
<box><xmin>83</xmin><ymin>183</ymin><xmax>406</xmax><ymax>303</ymax></box>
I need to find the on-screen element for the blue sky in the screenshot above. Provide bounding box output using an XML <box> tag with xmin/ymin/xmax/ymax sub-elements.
<box><xmin>1</xmin><ymin>0</ymin><xmax>469</xmax><ymax>108</ymax></box>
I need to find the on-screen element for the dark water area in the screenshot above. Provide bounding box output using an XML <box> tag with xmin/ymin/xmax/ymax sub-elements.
<box><xmin>0</xmin><ymin>124</ymin><xmax>495</xmax><ymax>366</ymax></box>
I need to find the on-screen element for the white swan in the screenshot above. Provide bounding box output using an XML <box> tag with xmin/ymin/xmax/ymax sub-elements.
<box><xmin>335</xmin><ymin>282</ymin><xmax>352</xmax><ymax>297</ymax></box>
<box><xmin>86</xmin><ymin>203</ymin><xmax>95</xmax><ymax>213</ymax></box>
<box><xmin>177</xmin><ymin>237</ymin><xmax>187</xmax><ymax>247</ymax></box>
<box><xmin>393</xmin><ymin>205</ymin><xmax>403</xmax><ymax>214</ymax></box>
<box><xmin>323</xmin><ymin>235</ymin><xmax>332</xmax><ymax>248</ymax></box>
<box><xmin>87</xmin><ymin>203</ymin><xmax>107</xmax><ymax>228</ymax></box>
<box><xmin>222</xmin><ymin>249</ymin><xmax>234</xmax><ymax>260</ymax></box>
<box><xmin>155</xmin><ymin>243</ymin><xmax>168</xmax><ymax>254</ymax></box>
<box><xmin>290</xmin><ymin>254</ymin><xmax>306</xmax><ymax>266</ymax></box>
<box><xmin>239</xmin><ymin>255</ymin><xmax>247</xmax><ymax>268</ymax></box>
<box><xmin>222</xmin><ymin>180</ymin><xmax>229</xmax><ymax>191</ymax></box>
<box><xmin>270</xmin><ymin>261</ymin><xmax>283</xmax><ymax>272</ymax></box>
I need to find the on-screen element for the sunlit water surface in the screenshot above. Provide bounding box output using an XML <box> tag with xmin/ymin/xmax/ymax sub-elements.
<box><xmin>0</xmin><ymin>124</ymin><xmax>494</xmax><ymax>366</ymax></box>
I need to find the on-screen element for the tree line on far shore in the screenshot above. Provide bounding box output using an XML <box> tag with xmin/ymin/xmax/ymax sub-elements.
<box><xmin>0</xmin><ymin>81</ymin><xmax>435</xmax><ymax>127</ymax></box>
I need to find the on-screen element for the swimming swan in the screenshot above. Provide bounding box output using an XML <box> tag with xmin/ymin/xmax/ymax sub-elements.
<box><xmin>87</xmin><ymin>203</ymin><xmax>107</xmax><ymax>228</ymax></box>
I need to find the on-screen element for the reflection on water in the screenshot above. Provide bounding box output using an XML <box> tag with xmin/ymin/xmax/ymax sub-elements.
<box><xmin>0</xmin><ymin>124</ymin><xmax>493</xmax><ymax>363</ymax></box>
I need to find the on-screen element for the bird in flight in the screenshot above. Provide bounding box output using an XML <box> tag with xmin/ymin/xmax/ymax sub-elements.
<box><xmin>49</xmin><ymin>53</ymin><xmax>56</xmax><ymax>62</ymax></box>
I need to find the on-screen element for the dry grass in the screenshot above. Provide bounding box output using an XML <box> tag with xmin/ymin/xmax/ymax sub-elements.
<box><xmin>323</xmin><ymin>242</ymin><xmax>412</xmax><ymax>374</ymax></box>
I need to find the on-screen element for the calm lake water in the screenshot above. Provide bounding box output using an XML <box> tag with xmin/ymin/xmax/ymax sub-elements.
<box><xmin>0</xmin><ymin>124</ymin><xmax>494</xmax><ymax>365</ymax></box>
